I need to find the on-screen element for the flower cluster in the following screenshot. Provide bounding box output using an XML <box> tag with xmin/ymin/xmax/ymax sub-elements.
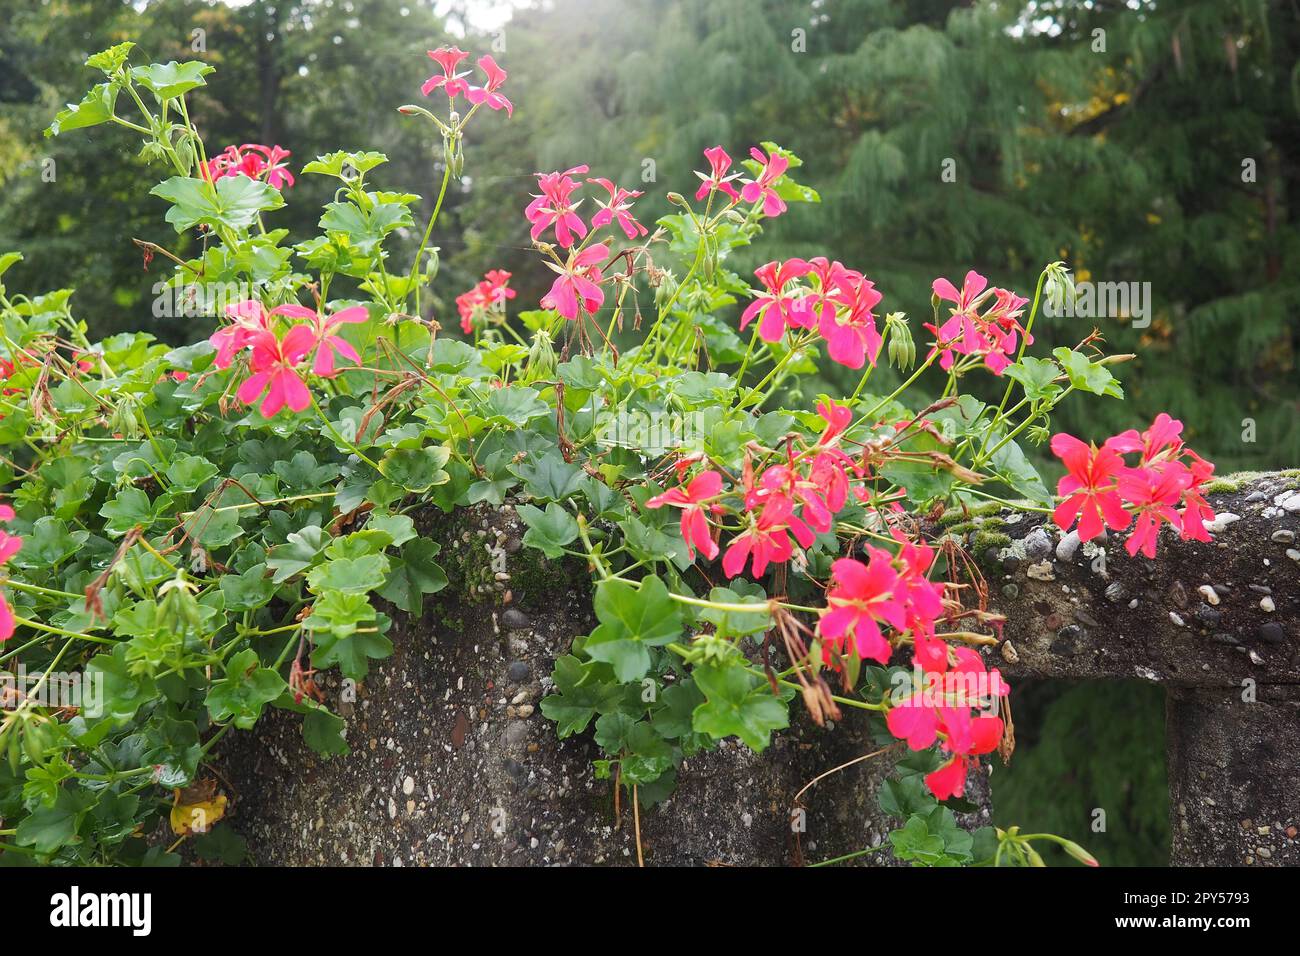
<box><xmin>886</xmin><ymin>648</ymin><xmax>1009</xmax><ymax>799</ymax></box>
<box><xmin>646</xmin><ymin>400</ymin><xmax>865</xmax><ymax>578</ymax></box>
<box><xmin>0</xmin><ymin>504</ymin><xmax>20</xmax><ymax>641</ymax></box>
<box><xmin>924</xmin><ymin>270</ymin><xmax>1030</xmax><ymax>375</ymax></box>
<box><xmin>422</xmin><ymin>47</ymin><xmax>512</xmax><ymax>115</ymax></box>
<box><xmin>1051</xmin><ymin>413</ymin><xmax>1215</xmax><ymax>557</ymax></box>
<box><xmin>203</xmin><ymin>143</ymin><xmax>295</xmax><ymax>190</ymax></box>
<box><xmin>455</xmin><ymin>269</ymin><xmax>516</xmax><ymax>335</ymax></box>
<box><xmin>740</xmin><ymin>256</ymin><xmax>885</xmax><ymax>368</ymax></box>
<box><xmin>208</xmin><ymin>300</ymin><xmax>367</xmax><ymax>417</ymax></box>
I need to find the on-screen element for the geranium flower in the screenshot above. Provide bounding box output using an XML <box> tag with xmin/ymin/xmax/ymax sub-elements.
<box><xmin>0</xmin><ymin>504</ymin><xmax>22</xmax><ymax>642</ymax></box>
<box><xmin>818</xmin><ymin>274</ymin><xmax>884</xmax><ymax>369</ymax></box>
<box><xmin>646</xmin><ymin>470</ymin><xmax>722</xmax><ymax>561</ymax></box>
<box><xmin>722</xmin><ymin>494</ymin><xmax>814</xmax><ymax>579</ymax></box>
<box><xmin>466</xmin><ymin>54</ymin><xmax>512</xmax><ymax>115</ymax></box>
<box><xmin>270</xmin><ymin>303</ymin><xmax>369</xmax><ymax>378</ymax></box>
<box><xmin>817</xmin><ymin>546</ymin><xmax>906</xmax><ymax>664</ymax></box>
<box><xmin>525</xmin><ymin>165</ymin><xmax>590</xmax><ymax>248</ymax></box>
<box><xmin>209</xmin><ymin>300</ymin><xmax>273</xmax><ymax>369</ymax></box>
<box><xmin>1049</xmin><ymin>433</ymin><xmax>1132</xmax><ymax>541</ymax></box>
<box><xmin>740</xmin><ymin>147</ymin><xmax>789</xmax><ymax>218</ymax></box>
<box><xmin>1117</xmin><ymin>462</ymin><xmax>1192</xmax><ymax>558</ymax></box>
<box><xmin>236</xmin><ymin>326</ymin><xmax>316</xmax><ymax>418</ymax></box>
<box><xmin>541</xmin><ymin>243</ymin><xmax>609</xmax><ymax>321</ymax></box>
<box><xmin>456</xmin><ymin>270</ymin><xmax>516</xmax><ymax>334</ymax></box>
<box><xmin>204</xmin><ymin>144</ymin><xmax>294</xmax><ymax>190</ymax></box>
<box><xmin>740</xmin><ymin>259</ymin><xmax>812</xmax><ymax>343</ymax></box>
<box><xmin>694</xmin><ymin>146</ymin><xmax>741</xmax><ymax>202</ymax></box>
<box><xmin>587</xmin><ymin>178</ymin><xmax>647</xmax><ymax>240</ymax></box>
<box><xmin>421</xmin><ymin>46</ymin><xmax>472</xmax><ymax>99</ymax></box>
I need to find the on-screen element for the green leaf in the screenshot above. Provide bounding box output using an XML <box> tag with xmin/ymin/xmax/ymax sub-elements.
<box><xmin>1052</xmin><ymin>347</ymin><xmax>1124</xmax><ymax>399</ymax></box>
<box><xmin>539</xmin><ymin>655</ymin><xmax>622</xmax><ymax>738</ymax></box>
<box><xmin>691</xmin><ymin>663</ymin><xmax>789</xmax><ymax>751</ymax></box>
<box><xmin>378</xmin><ymin>445</ymin><xmax>451</xmax><ymax>493</ymax></box>
<box><xmin>150</xmin><ymin>175</ymin><xmax>285</xmax><ymax>234</ymax></box>
<box><xmin>583</xmin><ymin>577</ymin><xmax>683</xmax><ymax>682</ymax></box>
<box><xmin>218</xmin><ymin>564</ymin><xmax>276</xmax><ymax>611</ymax></box>
<box><xmin>517</xmin><ymin>502</ymin><xmax>578</xmax><ymax>558</ymax></box>
<box><xmin>267</xmin><ymin>525</ymin><xmax>329</xmax><ymax>583</ymax></box>
<box><xmin>16</xmin><ymin>789</ymin><xmax>94</xmax><ymax>854</ymax></box>
<box><xmin>1004</xmin><ymin>356</ymin><xmax>1063</xmax><ymax>403</ymax></box>
<box><xmin>205</xmin><ymin>649</ymin><xmax>286</xmax><ymax>730</ymax></box>
<box><xmin>165</xmin><ymin>454</ymin><xmax>219</xmax><ymax>493</ymax></box>
<box><xmin>306</xmin><ymin>554</ymin><xmax>390</xmax><ymax>595</ymax></box>
<box><xmin>45</xmin><ymin>82</ymin><xmax>119</xmax><ymax>137</ymax></box>
<box><xmin>85</xmin><ymin>41</ymin><xmax>136</xmax><ymax>74</ymax></box>
<box><xmin>302</xmin><ymin>706</ymin><xmax>350</xmax><ymax>757</ymax></box>
<box><xmin>130</xmin><ymin>60</ymin><xmax>215</xmax><ymax>99</ymax></box>
<box><xmin>310</xmin><ymin>617</ymin><xmax>393</xmax><ymax>681</ymax></box>
<box><xmin>304</xmin><ymin>590</ymin><xmax>376</xmax><ymax>639</ymax></box>
<box><xmin>376</xmin><ymin>538</ymin><xmax>446</xmax><ymax>615</ymax></box>
<box><xmin>302</xmin><ymin>150</ymin><xmax>389</xmax><ymax>178</ymax></box>
<box><xmin>513</xmin><ymin>450</ymin><xmax>583</xmax><ymax>502</ymax></box>
<box><xmin>11</xmin><ymin>516</ymin><xmax>88</xmax><ymax>570</ymax></box>
<box><xmin>99</xmin><ymin>487</ymin><xmax>156</xmax><ymax>536</ymax></box>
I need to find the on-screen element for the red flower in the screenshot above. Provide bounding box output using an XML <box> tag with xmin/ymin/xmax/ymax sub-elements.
<box><xmin>1050</xmin><ymin>433</ymin><xmax>1132</xmax><ymax>541</ymax></box>
<box><xmin>740</xmin><ymin>259</ymin><xmax>811</xmax><ymax>343</ymax></box>
<box><xmin>541</xmin><ymin>244</ymin><xmax>609</xmax><ymax>321</ymax></box>
<box><xmin>421</xmin><ymin>46</ymin><xmax>472</xmax><ymax>99</ymax></box>
<box><xmin>525</xmin><ymin>165</ymin><xmax>589</xmax><ymax>249</ymax></box>
<box><xmin>646</xmin><ymin>470</ymin><xmax>722</xmax><ymax>562</ymax></box>
<box><xmin>1117</xmin><ymin>462</ymin><xmax>1191</xmax><ymax>558</ymax></box>
<box><xmin>236</xmin><ymin>326</ymin><xmax>316</xmax><ymax>418</ymax></box>
<box><xmin>694</xmin><ymin>146</ymin><xmax>741</xmax><ymax>202</ymax></box>
<box><xmin>722</xmin><ymin>494</ymin><xmax>813</xmax><ymax>579</ymax></box>
<box><xmin>817</xmin><ymin>271</ymin><xmax>884</xmax><ymax>370</ymax></box>
<box><xmin>817</xmin><ymin>546</ymin><xmax>906</xmax><ymax>664</ymax></box>
<box><xmin>740</xmin><ymin>147</ymin><xmax>789</xmax><ymax>218</ymax></box>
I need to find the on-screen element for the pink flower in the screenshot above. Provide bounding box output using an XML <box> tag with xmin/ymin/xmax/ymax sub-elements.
<box><xmin>646</xmin><ymin>470</ymin><xmax>722</xmax><ymax>561</ymax></box>
<box><xmin>209</xmin><ymin>300</ymin><xmax>273</xmax><ymax>369</ymax></box>
<box><xmin>236</xmin><ymin>326</ymin><xmax>316</xmax><ymax>418</ymax></box>
<box><xmin>525</xmin><ymin>166</ymin><xmax>590</xmax><ymax>249</ymax></box>
<box><xmin>1050</xmin><ymin>433</ymin><xmax>1132</xmax><ymax>541</ymax></box>
<box><xmin>456</xmin><ymin>270</ymin><xmax>517</xmax><ymax>334</ymax></box>
<box><xmin>588</xmin><ymin>178</ymin><xmax>647</xmax><ymax>240</ymax></box>
<box><xmin>541</xmin><ymin>244</ymin><xmax>609</xmax><ymax>321</ymax></box>
<box><xmin>740</xmin><ymin>259</ymin><xmax>812</xmax><ymax>343</ymax></box>
<box><xmin>722</xmin><ymin>494</ymin><xmax>814</xmax><ymax>579</ymax></box>
<box><xmin>421</xmin><ymin>46</ymin><xmax>472</xmax><ymax>99</ymax></box>
<box><xmin>816</xmin><ymin>399</ymin><xmax>853</xmax><ymax>445</ymax></box>
<box><xmin>204</xmin><ymin>144</ymin><xmax>294</xmax><ymax>190</ymax></box>
<box><xmin>466</xmin><ymin>54</ymin><xmax>512</xmax><ymax>115</ymax></box>
<box><xmin>740</xmin><ymin>147</ymin><xmax>789</xmax><ymax>218</ymax></box>
<box><xmin>817</xmin><ymin>547</ymin><xmax>906</xmax><ymax>664</ymax></box>
<box><xmin>1117</xmin><ymin>462</ymin><xmax>1191</xmax><ymax>558</ymax></box>
<box><xmin>694</xmin><ymin>146</ymin><xmax>741</xmax><ymax>202</ymax></box>
<box><xmin>924</xmin><ymin>271</ymin><xmax>1029</xmax><ymax>375</ymax></box>
<box><xmin>270</xmin><ymin>304</ymin><xmax>368</xmax><ymax>378</ymax></box>
<box><xmin>0</xmin><ymin>504</ymin><xmax>21</xmax><ymax>643</ymax></box>
<box><xmin>818</xmin><ymin>274</ymin><xmax>884</xmax><ymax>369</ymax></box>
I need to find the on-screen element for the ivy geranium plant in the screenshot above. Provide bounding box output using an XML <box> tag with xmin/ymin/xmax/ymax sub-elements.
<box><xmin>0</xmin><ymin>40</ymin><xmax>1215</xmax><ymax>867</ymax></box>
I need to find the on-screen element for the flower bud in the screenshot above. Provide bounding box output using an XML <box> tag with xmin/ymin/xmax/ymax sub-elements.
<box><xmin>1059</xmin><ymin>838</ymin><xmax>1100</xmax><ymax>867</ymax></box>
<box><xmin>885</xmin><ymin>312</ymin><xmax>915</xmax><ymax>370</ymax></box>
<box><xmin>158</xmin><ymin>573</ymin><xmax>202</xmax><ymax>635</ymax></box>
<box><xmin>653</xmin><ymin>270</ymin><xmax>679</xmax><ymax>311</ymax></box>
<box><xmin>522</xmin><ymin>328</ymin><xmax>557</xmax><ymax>385</ymax></box>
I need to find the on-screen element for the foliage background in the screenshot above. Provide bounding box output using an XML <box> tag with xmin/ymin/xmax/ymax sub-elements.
<box><xmin>2</xmin><ymin>0</ymin><xmax>1296</xmax><ymax>866</ymax></box>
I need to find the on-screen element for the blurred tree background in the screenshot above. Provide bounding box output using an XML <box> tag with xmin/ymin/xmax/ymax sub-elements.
<box><xmin>2</xmin><ymin>0</ymin><xmax>1297</xmax><ymax>865</ymax></box>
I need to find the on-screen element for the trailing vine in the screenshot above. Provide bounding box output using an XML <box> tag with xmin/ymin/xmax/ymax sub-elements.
<box><xmin>0</xmin><ymin>41</ymin><xmax>1214</xmax><ymax>867</ymax></box>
